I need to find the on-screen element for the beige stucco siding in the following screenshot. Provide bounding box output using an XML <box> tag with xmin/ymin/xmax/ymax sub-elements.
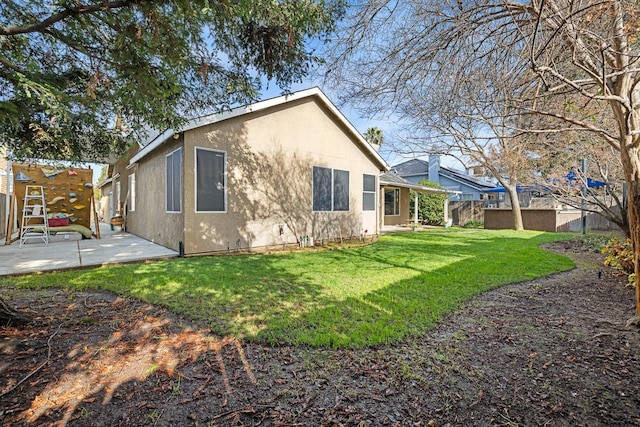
<box><xmin>128</xmin><ymin>138</ymin><xmax>185</xmax><ymax>250</ymax></box>
<box><xmin>182</xmin><ymin>97</ymin><xmax>381</xmax><ymax>254</ymax></box>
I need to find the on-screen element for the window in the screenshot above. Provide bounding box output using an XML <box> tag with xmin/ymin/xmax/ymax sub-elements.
<box><xmin>128</xmin><ymin>173</ymin><xmax>136</xmax><ymax>212</ymax></box>
<box><xmin>333</xmin><ymin>169</ymin><xmax>349</xmax><ymax>211</ymax></box>
<box><xmin>115</xmin><ymin>180</ymin><xmax>121</xmax><ymax>213</ymax></box>
<box><xmin>363</xmin><ymin>174</ymin><xmax>376</xmax><ymax>211</ymax></box>
<box><xmin>196</xmin><ymin>148</ymin><xmax>226</xmax><ymax>212</ymax></box>
<box><xmin>166</xmin><ymin>148</ymin><xmax>182</xmax><ymax>213</ymax></box>
<box><xmin>384</xmin><ymin>188</ymin><xmax>400</xmax><ymax>216</ymax></box>
<box><xmin>313</xmin><ymin>166</ymin><xmax>350</xmax><ymax>212</ymax></box>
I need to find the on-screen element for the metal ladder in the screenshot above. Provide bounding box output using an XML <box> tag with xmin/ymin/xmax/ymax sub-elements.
<box><xmin>20</xmin><ymin>185</ymin><xmax>49</xmax><ymax>247</ymax></box>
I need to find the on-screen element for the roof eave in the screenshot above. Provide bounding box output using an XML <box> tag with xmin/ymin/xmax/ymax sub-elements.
<box><xmin>128</xmin><ymin>88</ymin><xmax>389</xmax><ymax>171</ymax></box>
<box><xmin>380</xmin><ymin>180</ymin><xmax>461</xmax><ymax>195</ymax></box>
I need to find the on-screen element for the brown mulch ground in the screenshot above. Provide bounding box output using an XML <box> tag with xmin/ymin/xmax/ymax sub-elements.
<box><xmin>1</xmin><ymin>241</ymin><xmax>640</xmax><ymax>426</ymax></box>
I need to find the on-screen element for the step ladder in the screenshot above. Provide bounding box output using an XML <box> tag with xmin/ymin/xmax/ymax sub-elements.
<box><xmin>20</xmin><ymin>185</ymin><xmax>49</xmax><ymax>247</ymax></box>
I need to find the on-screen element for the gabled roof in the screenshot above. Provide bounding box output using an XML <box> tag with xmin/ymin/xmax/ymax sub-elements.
<box><xmin>391</xmin><ymin>159</ymin><xmax>429</xmax><ymax>177</ymax></box>
<box><xmin>392</xmin><ymin>158</ymin><xmax>496</xmax><ymax>192</ymax></box>
<box><xmin>129</xmin><ymin>87</ymin><xmax>389</xmax><ymax>170</ymax></box>
<box><xmin>380</xmin><ymin>172</ymin><xmax>460</xmax><ymax>194</ymax></box>
<box><xmin>439</xmin><ymin>167</ymin><xmax>496</xmax><ymax>191</ymax></box>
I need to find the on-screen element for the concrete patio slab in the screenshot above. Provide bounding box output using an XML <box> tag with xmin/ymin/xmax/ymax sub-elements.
<box><xmin>0</xmin><ymin>223</ymin><xmax>178</xmax><ymax>276</ymax></box>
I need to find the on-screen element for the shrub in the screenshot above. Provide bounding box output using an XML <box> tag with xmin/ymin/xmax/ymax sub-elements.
<box><xmin>574</xmin><ymin>234</ymin><xmax>611</xmax><ymax>252</ymax></box>
<box><xmin>463</xmin><ymin>220</ymin><xmax>484</xmax><ymax>229</ymax></box>
<box><xmin>409</xmin><ymin>179</ymin><xmax>447</xmax><ymax>225</ymax></box>
<box><xmin>601</xmin><ymin>237</ymin><xmax>635</xmax><ymax>287</ymax></box>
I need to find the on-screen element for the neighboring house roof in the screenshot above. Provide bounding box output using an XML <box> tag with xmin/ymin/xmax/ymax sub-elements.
<box><xmin>391</xmin><ymin>159</ymin><xmax>430</xmax><ymax>177</ymax></box>
<box><xmin>439</xmin><ymin>167</ymin><xmax>496</xmax><ymax>192</ymax></box>
<box><xmin>380</xmin><ymin>172</ymin><xmax>460</xmax><ymax>194</ymax></box>
<box><xmin>392</xmin><ymin>158</ymin><xmax>496</xmax><ymax>192</ymax></box>
<box><xmin>129</xmin><ymin>87</ymin><xmax>389</xmax><ymax>170</ymax></box>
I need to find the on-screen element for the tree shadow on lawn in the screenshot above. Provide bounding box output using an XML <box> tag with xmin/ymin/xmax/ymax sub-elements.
<box><xmin>0</xmin><ymin>230</ymin><xmax>574</xmax><ymax>423</ymax></box>
<box><xmin>15</xmin><ymin>230</ymin><xmax>572</xmax><ymax>348</ymax></box>
<box><xmin>236</xmin><ymin>230</ymin><xmax>573</xmax><ymax>347</ymax></box>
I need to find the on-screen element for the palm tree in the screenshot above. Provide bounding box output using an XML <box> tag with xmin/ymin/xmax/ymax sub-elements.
<box><xmin>364</xmin><ymin>127</ymin><xmax>383</xmax><ymax>148</ymax></box>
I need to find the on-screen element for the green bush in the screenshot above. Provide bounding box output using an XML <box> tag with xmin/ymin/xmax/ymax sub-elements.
<box><xmin>601</xmin><ymin>237</ymin><xmax>635</xmax><ymax>287</ymax></box>
<box><xmin>463</xmin><ymin>220</ymin><xmax>484</xmax><ymax>229</ymax></box>
<box><xmin>573</xmin><ymin>233</ymin><xmax>611</xmax><ymax>252</ymax></box>
<box><xmin>409</xmin><ymin>179</ymin><xmax>447</xmax><ymax>225</ymax></box>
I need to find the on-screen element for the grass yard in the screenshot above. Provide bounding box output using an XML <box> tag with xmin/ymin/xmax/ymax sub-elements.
<box><xmin>1</xmin><ymin>229</ymin><xmax>575</xmax><ymax>348</ymax></box>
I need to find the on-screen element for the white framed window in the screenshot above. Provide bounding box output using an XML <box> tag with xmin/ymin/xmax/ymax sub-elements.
<box><xmin>363</xmin><ymin>174</ymin><xmax>376</xmax><ymax>211</ymax></box>
<box><xmin>195</xmin><ymin>147</ymin><xmax>226</xmax><ymax>212</ymax></box>
<box><xmin>128</xmin><ymin>173</ymin><xmax>136</xmax><ymax>212</ymax></box>
<box><xmin>312</xmin><ymin>166</ymin><xmax>350</xmax><ymax>212</ymax></box>
<box><xmin>115</xmin><ymin>180</ymin><xmax>121</xmax><ymax>214</ymax></box>
<box><xmin>384</xmin><ymin>188</ymin><xmax>400</xmax><ymax>216</ymax></box>
<box><xmin>166</xmin><ymin>148</ymin><xmax>182</xmax><ymax>213</ymax></box>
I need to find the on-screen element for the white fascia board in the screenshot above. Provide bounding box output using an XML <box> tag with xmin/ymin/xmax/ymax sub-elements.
<box><xmin>129</xmin><ymin>87</ymin><xmax>389</xmax><ymax>170</ymax></box>
<box><xmin>96</xmin><ymin>177</ymin><xmax>113</xmax><ymax>189</ymax></box>
<box><xmin>130</xmin><ymin>128</ymin><xmax>177</xmax><ymax>165</ymax></box>
<box><xmin>380</xmin><ymin>180</ymin><xmax>462</xmax><ymax>195</ymax></box>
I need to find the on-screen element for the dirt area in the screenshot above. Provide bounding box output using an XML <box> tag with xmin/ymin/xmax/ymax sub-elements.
<box><xmin>1</xmin><ymin>241</ymin><xmax>640</xmax><ymax>426</ymax></box>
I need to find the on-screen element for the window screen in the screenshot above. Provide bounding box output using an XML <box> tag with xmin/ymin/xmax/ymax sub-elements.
<box><xmin>333</xmin><ymin>169</ymin><xmax>350</xmax><ymax>211</ymax></box>
<box><xmin>128</xmin><ymin>173</ymin><xmax>136</xmax><ymax>212</ymax></box>
<box><xmin>313</xmin><ymin>166</ymin><xmax>332</xmax><ymax>211</ymax></box>
<box><xmin>166</xmin><ymin>148</ymin><xmax>182</xmax><ymax>212</ymax></box>
<box><xmin>196</xmin><ymin>148</ymin><xmax>226</xmax><ymax>212</ymax></box>
<box><xmin>363</xmin><ymin>174</ymin><xmax>376</xmax><ymax>211</ymax></box>
<box><xmin>313</xmin><ymin>166</ymin><xmax>351</xmax><ymax>212</ymax></box>
<box><xmin>384</xmin><ymin>188</ymin><xmax>400</xmax><ymax>216</ymax></box>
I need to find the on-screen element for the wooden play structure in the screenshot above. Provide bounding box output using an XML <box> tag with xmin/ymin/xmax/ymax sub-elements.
<box><xmin>5</xmin><ymin>163</ymin><xmax>100</xmax><ymax>245</ymax></box>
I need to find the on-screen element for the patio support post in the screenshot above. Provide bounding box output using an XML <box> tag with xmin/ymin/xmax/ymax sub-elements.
<box><xmin>444</xmin><ymin>198</ymin><xmax>449</xmax><ymax>224</ymax></box>
<box><xmin>414</xmin><ymin>193</ymin><xmax>418</xmax><ymax>223</ymax></box>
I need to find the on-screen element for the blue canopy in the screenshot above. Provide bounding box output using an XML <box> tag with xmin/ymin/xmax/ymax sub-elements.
<box><xmin>484</xmin><ymin>173</ymin><xmax>606</xmax><ymax>193</ymax></box>
<box><xmin>484</xmin><ymin>186</ymin><xmax>528</xmax><ymax>193</ymax></box>
<box><xmin>566</xmin><ymin>170</ymin><xmax>606</xmax><ymax>187</ymax></box>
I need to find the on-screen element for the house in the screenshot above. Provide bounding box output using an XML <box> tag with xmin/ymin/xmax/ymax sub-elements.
<box><xmin>0</xmin><ymin>160</ymin><xmax>9</xmax><ymax>237</ymax></box>
<box><xmin>379</xmin><ymin>171</ymin><xmax>457</xmax><ymax>226</ymax></box>
<box><xmin>392</xmin><ymin>156</ymin><xmax>497</xmax><ymax>201</ymax></box>
<box><xmin>99</xmin><ymin>88</ymin><xmax>389</xmax><ymax>255</ymax></box>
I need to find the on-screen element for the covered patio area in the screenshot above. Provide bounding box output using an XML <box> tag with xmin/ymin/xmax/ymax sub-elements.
<box><xmin>379</xmin><ymin>172</ymin><xmax>459</xmax><ymax>227</ymax></box>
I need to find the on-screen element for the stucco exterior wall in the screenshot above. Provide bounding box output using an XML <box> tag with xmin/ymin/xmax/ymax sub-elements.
<box><xmin>180</xmin><ymin>97</ymin><xmax>381</xmax><ymax>254</ymax></box>
<box><xmin>484</xmin><ymin>208</ymin><xmax>558</xmax><ymax>231</ymax></box>
<box><xmin>106</xmin><ymin>145</ymin><xmax>140</xmax><ymax>219</ymax></box>
<box><xmin>484</xmin><ymin>208</ymin><xmax>623</xmax><ymax>232</ymax></box>
<box><xmin>97</xmin><ymin>182</ymin><xmax>112</xmax><ymax>222</ymax></box>
<box><xmin>128</xmin><ymin>138</ymin><xmax>185</xmax><ymax>250</ymax></box>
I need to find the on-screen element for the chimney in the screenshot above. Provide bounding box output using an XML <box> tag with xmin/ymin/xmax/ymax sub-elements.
<box><xmin>428</xmin><ymin>155</ymin><xmax>441</xmax><ymax>184</ymax></box>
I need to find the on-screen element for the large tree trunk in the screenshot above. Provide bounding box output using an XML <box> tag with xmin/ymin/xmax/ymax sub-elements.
<box><xmin>627</xmin><ymin>182</ymin><xmax>640</xmax><ymax>316</ymax></box>
<box><xmin>0</xmin><ymin>296</ymin><xmax>31</xmax><ymax>326</ymax></box>
<box><xmin>506</xmin><ymin>185</ymin><xmax>524</xmax><ymax>231</ymax></box>
<box><xmin>620</xmin><ymin>140</ymin><xmax>640</xmax><ymax>316</ymax></box>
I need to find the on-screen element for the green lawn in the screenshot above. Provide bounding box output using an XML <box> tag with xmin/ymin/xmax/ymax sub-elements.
<box><xmin>1</xmin><ymin>229</ymin><xmax>575</xmax><ymax>348</ymax></box>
